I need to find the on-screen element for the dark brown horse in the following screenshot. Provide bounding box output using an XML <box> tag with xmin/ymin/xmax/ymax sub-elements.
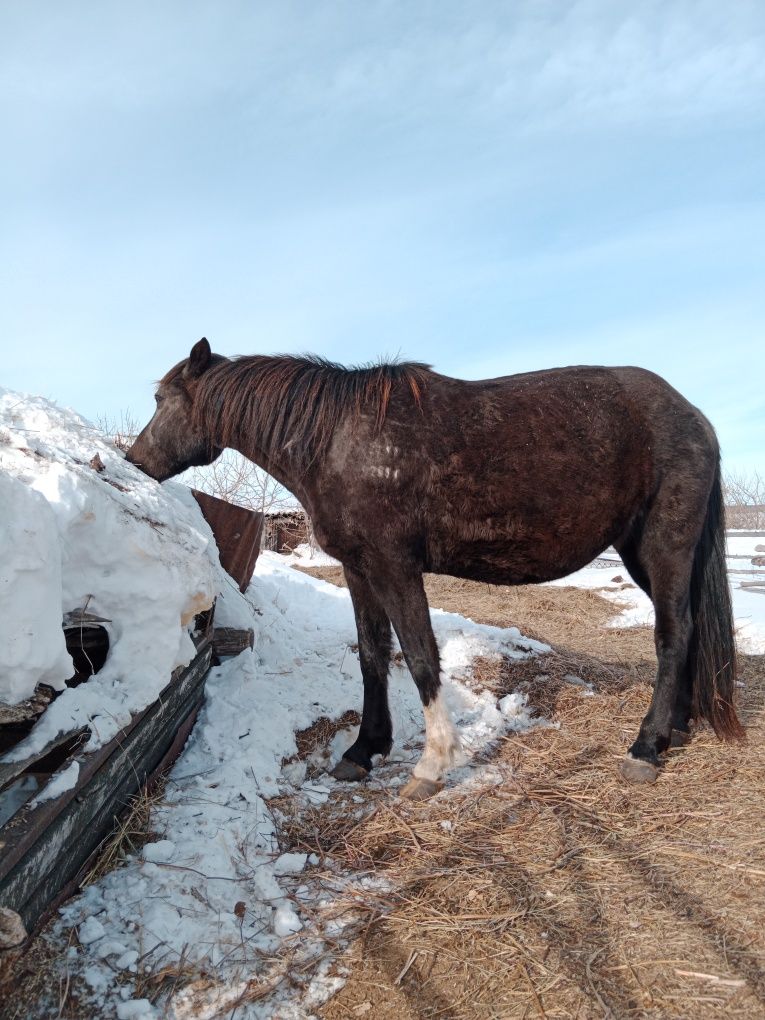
<box><xmin>127</xmin><ymin>338</ymin><xmax>742</xmax><ymax>798</ymax></box>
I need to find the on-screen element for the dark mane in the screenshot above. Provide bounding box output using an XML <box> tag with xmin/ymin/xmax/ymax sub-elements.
<box><xmin>183</xmin><ymin>355</ymin><xmax>431</xmax><ymax>470</ymax></box>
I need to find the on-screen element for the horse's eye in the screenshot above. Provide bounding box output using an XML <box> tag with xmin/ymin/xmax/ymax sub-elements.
<box><xmin>155</xmin><ymin>393</ymin><xmax>164</xmax><ymax>405</ymax></box>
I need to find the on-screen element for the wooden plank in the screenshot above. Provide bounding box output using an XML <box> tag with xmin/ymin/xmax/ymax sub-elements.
<box><xmin>0</xmin><ymin>642</ymin><xmax>210</xmax><ymax>882</ymax></box>
<box><xmin>213</xmin><ymin>627</ymin><xmax>255</xmax><ymax>657</ymax></box>
<box><xmin>9</xmin><ymin>673</ymin><xmax>207</xmax><ymax>929</ymax></box>
<box><xmin>0</xmin><ymin>729</ymin><xmax>89</xmax><ymax>799</ymax></box>
<box><xmin>31</xmin><ymin>701</ymin><xmax>205</xmax><ymax>936</ymax></box>
<box><xmin>0</xmin><ymin>645</ymin><xmax>211</xmax><ymax>930</ymax></box>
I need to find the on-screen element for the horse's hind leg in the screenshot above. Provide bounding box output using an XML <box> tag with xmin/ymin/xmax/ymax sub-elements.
<box><xmin>618</xmin><ymin>539</ymin><xmax>692</xmax><ymax>745</ymax></box>
<box><xmin>618</xmin><ymin>493</ymin><xmax>704</xmax><ymax>783</ymax></box>
<box><xmin>376</xmin><ymin>566</ymin><xmax>461</xmax><ymax>799</ymax></box>
<box><xmin>331</xmin><ymin>566</ymin><xmax>393</xmax><ymax>781</ymax></box>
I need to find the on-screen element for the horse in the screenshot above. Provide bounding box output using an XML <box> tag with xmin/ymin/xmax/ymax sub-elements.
<box><xmin>126</xmin><ymin>338</ymin><xmax>742</xmax><ymax>799</ymax></box>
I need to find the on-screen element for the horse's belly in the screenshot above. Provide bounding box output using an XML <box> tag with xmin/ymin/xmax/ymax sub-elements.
<box><xmin>424</xmin><ymin>520</ymin><xmax>616</xmax><ymax>585</ymax></box>
<box><xmin>428</xmin><ymin>551</ymin><xmax>601</xmax><ymax>585</ymax></box>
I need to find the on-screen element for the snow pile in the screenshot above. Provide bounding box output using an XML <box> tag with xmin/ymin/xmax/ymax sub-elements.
<box><xmin>0</xmin><ymin>470</ymin><xmax>73</xmax><ymax>701</ymax></box>
<box><xmin>55</xmin><ymin>554</ymin><xmax>548</xmax><ymax>1018</ymax></box>
<box><xmin>0</xmin><ymin>389</ymin><xmax>230</xmax><ymax>752</ymax></box>
<box><xmin>281</xmin><ymin>541</ymin><xmax>340</xmax><ymax>567</ymax></box>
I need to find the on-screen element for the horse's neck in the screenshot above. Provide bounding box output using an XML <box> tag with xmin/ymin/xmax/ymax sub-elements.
<box><xmin>205</xmin><ymin>355</ymin><xmax>345</xmax><ymax>509</ymax></box>
<box><xmin>212</xmin><ymin>380</ymin><xmax>309</xmax><ymax>506</ymax></box>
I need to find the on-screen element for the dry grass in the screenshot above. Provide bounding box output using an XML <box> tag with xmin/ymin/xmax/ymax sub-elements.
<box><xmin>288</xmin><ymin>709</ymin><xmax>361</xmax><ymax>766</ymax></box>
<box><xmin>81</xmin><ymin>780</ymin><xmax>166</xmax><ymax>887</ymax></box>
<box><xmin>289</xmin><ymin>567</ymin><xmax>765</xmax><ymax>1019</ymax></box>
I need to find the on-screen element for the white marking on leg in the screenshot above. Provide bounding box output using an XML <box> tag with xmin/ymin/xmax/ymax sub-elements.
<box><xmin>413</xmin><ymin>691</ymin><xmax>461</xmax><ymax>782</ymax></box>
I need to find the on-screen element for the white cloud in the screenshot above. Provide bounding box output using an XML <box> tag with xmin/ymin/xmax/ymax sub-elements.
<box><xmin>2</xmin><ymin>2</ymin><xmax>763</xmax><ymax>131</ymax></box>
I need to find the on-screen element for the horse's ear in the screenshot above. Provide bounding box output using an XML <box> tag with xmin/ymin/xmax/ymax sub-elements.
<box><xmin>185</xmin><ymin>337</ymin><xmax>212</xmax><ymax>379</ymax></box>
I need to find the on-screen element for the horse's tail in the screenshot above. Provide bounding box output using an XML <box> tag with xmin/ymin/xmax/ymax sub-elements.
<box><xmin>688</xmin><ymin>459</ymin><xmax>744</xmax><ymax>740</ymax></box>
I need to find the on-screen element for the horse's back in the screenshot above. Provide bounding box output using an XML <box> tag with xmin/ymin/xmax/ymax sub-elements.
<box><xmin>315</xmin><ymin>363</ymin><xmax>718</xmax><ymax>584</ymax></box>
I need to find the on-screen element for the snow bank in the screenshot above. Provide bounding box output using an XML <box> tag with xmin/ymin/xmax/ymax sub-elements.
<box><xmin>0</xmin><ymin>389</ymin><xmax>229</xmax><ymax>753</ymax></box>
<box><xmin>55</xmin><ymin>553</ymin><xmax>548</xmax><ymax>1017</ymax></box>
<box><xmin>0</xmin><ymin>470</ymin><xmax>73</xmax><ymax>701</ymax></box>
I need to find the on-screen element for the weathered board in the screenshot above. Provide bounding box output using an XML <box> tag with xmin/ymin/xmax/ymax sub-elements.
<box><xmin>263</xmin><ymin>509</ymin><xmax>309</xmax><ymax>553</ymax></box>
<box><xmin>212</xmin><ymin>626</ymin><xmax>255</xmax><ymax>658</ymax></box>
<box><xmin>0</xmin><ymin>641</ymin><xmax>212</xmax><ymax>933</ymax></box>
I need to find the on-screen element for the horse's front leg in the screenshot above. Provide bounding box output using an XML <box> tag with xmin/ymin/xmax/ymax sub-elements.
<box><xmin>330</xmin><ymin>565</ymin><xmax>393</xmax><ymax>781</ymax></box>
<box><xmin>377</xmin><ymin>567</ymin><xmax>462</xmax><ymax>800</ymax></box>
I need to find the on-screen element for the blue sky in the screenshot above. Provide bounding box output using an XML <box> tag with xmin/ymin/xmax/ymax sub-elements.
<box><xmin>2</xmin><ymin>1</ymin><xmax>763</xmax><ymax>470</ymax></box>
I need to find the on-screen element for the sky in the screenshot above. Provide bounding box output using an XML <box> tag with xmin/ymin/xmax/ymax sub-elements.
<box><xmin>1</xmin><ymin>1</ymin><xmax>764</xmax><ymax>471</ymax></box>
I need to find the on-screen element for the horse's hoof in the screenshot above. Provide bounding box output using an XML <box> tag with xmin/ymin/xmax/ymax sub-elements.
<box><xmin>329</xmin><ymin>759</ymin><xmax>369</xmax><ymax>782</ymax></box>
<box><xmin>670</xmin><ymin>728</ymin><xmax>691</xmax><ymax>748</ymax></box>
<box><xmin>620</xmin><ymin>754</ymin><xmax>659</xmax><ymax>784</ymax></box>
<box><xmin>399</xmin><ymin>777</ymin><xmax>443</xmax><ymax>801</ymax></box>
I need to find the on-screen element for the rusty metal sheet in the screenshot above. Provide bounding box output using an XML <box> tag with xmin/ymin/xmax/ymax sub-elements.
<box><xmin>191</xmin><ymin>490</ymin><xmax>264</xmax><ymax>593</ymax></box>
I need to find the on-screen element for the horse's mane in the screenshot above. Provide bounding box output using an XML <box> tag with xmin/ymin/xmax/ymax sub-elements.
<box><xmin>168</xmin><ymin>354</ymin><xmax>430</xmax><ymax>470</ymax></box>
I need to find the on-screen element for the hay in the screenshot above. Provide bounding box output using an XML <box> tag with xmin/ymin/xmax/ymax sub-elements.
<box><xmin>311</xmin><ymin>655</ymin><xmax>765</xmax><ymax>1018</ymax></box>
<box><xmin>291</xmin><ymin>567</ymin><xmax>765</xmax><ymax>1018</ymax></box>
<box><xmin>81</xmin><ymin>780</ymin><xmax>166</xmax><ymax>886</ymax></box>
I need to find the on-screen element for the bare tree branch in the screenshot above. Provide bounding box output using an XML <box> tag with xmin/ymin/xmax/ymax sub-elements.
<box><xmin>723</xmin><ymin>469</ymin><xmax>765</xmax><ymax>529</ymax></box>
<box><xmin>95</xmin><ymin>410</ymin><xmax>141</xmax><ymax>453</ymax></box>
<box><xmin>97</xmin><ymin>412</ymin><xmax>298</xmax><ymax>517</ymax></box>
<box><xmin>187</xmin><ymin>451</ymin><xmax>298</xmax><ymax>515</ymax></box>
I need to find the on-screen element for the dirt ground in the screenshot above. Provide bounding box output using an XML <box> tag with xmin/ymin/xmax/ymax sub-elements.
<box><xmin>290</xmin><ymin>567</ymin><xmax>765</xmax><ymax>1020</ymax></box>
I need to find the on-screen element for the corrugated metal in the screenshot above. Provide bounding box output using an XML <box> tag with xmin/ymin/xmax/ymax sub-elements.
<box><xmin>191</xmin><ymin>490</ymin><xmax>264</xmax><ymax>593</ymax></box>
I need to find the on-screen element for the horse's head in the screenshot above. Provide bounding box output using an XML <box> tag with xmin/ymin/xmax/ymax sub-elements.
<box><xmin>126</xmin><ymin>338</ymin><xmax>224</xmax><ymax>481</ymax></box>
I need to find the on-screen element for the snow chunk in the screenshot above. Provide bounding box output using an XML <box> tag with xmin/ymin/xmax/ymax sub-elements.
<box><xmin>273</xmin><ymin>904</ymin><xmax>303</xmax><ymax>936</ymax></box>
<box><xmin>141</xmin><ymin>840</ymin><xmax>175</xmax><ymax>863</ymax></box>
<box><xmin>30</xmin><ymin>761</ymin><xmax>79</xmax><ymax>806</ymax></box>
<box><xmin>273</xmin><ymin>852</ymin><xmax>308</xmax><ymax>876</ymax></box>
<box><xmin>116</xmin><ymin>999</ymin><xmax>157</xmax><ymax>1019</ymax></box>
<box><xmin>78</xmin><ymin>917</ymin><xmax>106</xmax><ymax>945</ymax></box>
